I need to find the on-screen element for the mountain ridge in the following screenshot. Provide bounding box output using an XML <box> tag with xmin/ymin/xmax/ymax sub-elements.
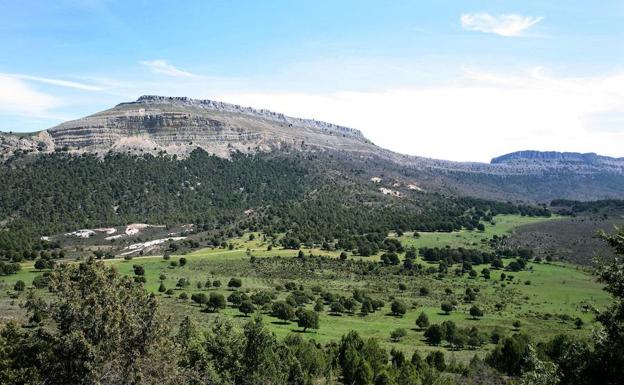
<box><xmin>491</xmin><ymin>150</ymin><xmax>624</xmax><ymax>165</ymax></box>
<box><xmin>1</xmin><ymin>95</ymin><xmax>624</xmax><ymax>202</ymax></box>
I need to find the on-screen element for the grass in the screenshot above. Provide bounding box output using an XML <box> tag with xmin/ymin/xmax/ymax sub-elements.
<box><xmin>0</xmin><ymin>214</ymin><xmax>608</xmax><ymax>363</ymax></box>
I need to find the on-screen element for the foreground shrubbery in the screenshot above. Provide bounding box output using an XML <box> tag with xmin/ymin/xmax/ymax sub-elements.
<box><xmin>1</xmin><ymin>227</ymin><xmax>623</xmax><ymax>385</ymax></box>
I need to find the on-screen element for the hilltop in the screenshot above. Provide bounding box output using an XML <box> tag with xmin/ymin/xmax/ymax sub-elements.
<box><xmin>1</xmin><ymin>96</ymin><xmax>624</xmax><ymax>202</ymax></box>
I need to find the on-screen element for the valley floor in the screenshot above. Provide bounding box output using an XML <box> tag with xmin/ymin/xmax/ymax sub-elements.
<box><xmin>0</xmin><ymin>215</ymin><xmax>609</xmax><ymax>363</ymax></box>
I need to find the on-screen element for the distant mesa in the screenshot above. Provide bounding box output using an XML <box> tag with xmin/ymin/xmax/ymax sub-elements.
<box><xmin>491</xmin><ymin>150</ymin><xmax>624</xmax><ymax>165</ymax></box>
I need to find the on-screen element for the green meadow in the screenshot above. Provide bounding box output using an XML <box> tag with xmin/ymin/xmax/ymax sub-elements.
<box><xmin>0</xmin><ymin>214</ymin><xmax>609</xmax><ymax>362</ymax></box>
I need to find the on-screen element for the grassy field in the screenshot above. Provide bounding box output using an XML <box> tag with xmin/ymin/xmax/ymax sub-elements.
<box><xmin>0</xmin><ymin>214</ymin><xmax>609</xmax><ymax>363</ymax></box>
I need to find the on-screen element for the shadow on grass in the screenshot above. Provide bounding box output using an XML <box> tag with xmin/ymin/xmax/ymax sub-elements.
<box><xmin>270</xmin><ymin>321</ymin><xmax>291</xmax><ymax>325</ymax></box>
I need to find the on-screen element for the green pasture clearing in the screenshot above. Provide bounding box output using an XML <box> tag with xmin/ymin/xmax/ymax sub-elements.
<box><xmin>396</xmin><ymin>214</ymin><xmax>563</xmax><ymax>252</ymax></box>
<box><xmin>0</xmin><ymin>214</ymin><xmax>606</xmax><ymax>363</ymax></box>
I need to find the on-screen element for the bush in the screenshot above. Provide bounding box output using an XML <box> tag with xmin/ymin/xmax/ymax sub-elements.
<box><xmin>32</xmin><ymin>274</ymin><xmax>50</xmax><ymax>289</ymax></box>
<box><xmin>227</xmin><ymin>278</ymin><xmax>242</xmax><ymax>289</ymax></box>
<box><xmin>297</xmin><ymin>310</ymin><xmax>319</xmax><ymax>332</ymax></box>
<box><xmin>239</xmin><ymin>300</ymin><xmax>255</xmax><ymax>316</ymax></box>
<box><xmin>390</xmin><ymin>328</ymin><xmax>407</xmax><ymax>342</ymax></box>
<box><xmin>470</xmin><ymin>305</ymin><xmax>483</xmax><ymax>319</ymax></box>
<box><xmin>416</xmin><ymin>311</ymin><xmax>430</xmax><ymax>329</ymax></box>
<box><xmin>13</xmin><ymin>280</ymin><xmax>25</xmax><ymax>291</ymax></box>
<box><xmin>271</xmin><ymin>301</ymin><xmax>295</xmax><ymax>322</ymax></box>
<box><xmin>207</xmin><ymin>293</ymin><xmax>226</xmax><ymax>312</ymax></box>
<box><xmin>424</xmin><ymin>324</ymin><xmax>444</xmax><ymax>345</ymax></box>
<box><xmin>426</xmin><ymin>351</ymin><xmax>446</xmax><ymax>371</ymax></box>
<box><xmin>390</xmin><ymin>300</ymin><xmax>407</xmax><ymax>316</ymax></box>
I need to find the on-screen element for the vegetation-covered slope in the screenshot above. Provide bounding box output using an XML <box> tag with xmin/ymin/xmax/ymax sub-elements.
<box><xmin>0</xmin><ymin>149</ymin><xmax>549</xmax><ymax>259</ymax></box>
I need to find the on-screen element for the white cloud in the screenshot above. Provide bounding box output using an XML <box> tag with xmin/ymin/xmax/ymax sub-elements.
<box><xmin>460</xmin><ymin>12</ymin><xmax>543</xmax><ymax>37</ymax></box>
<box><xmin>140</xmin><ymin>60</ymin><xmax>197</xmax><ymax>78</ymax></box>
<box><xmin>0</xmin><ymin>75</ymin><xmax>61</xmax><ymax>117</ymax></box>
<box><xmin>214</xmin><ymin>68</ymin><xmax>624</xmax><ymax>162</ymax></box>
<box><xmin>0</xmin><ymin>73</ymin><xmax>105</xmax><ymax>91</ymax></box>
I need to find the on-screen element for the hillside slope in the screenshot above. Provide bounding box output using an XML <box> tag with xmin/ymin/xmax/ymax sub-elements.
<box><xmin>1</xmin><ymin>95</ymin><xmax>624</xmax><ymax>202</ymax></box>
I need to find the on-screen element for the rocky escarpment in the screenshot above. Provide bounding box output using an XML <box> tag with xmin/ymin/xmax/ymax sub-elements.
<box><xmin>491</xmin><ymin>150</ymin><xmax>624</xmax><ymax>165</ymax></box>
<box><xmin>41</xmin><ymin>95</ymin><xmax>374</xmax><ymax>158</ymax></box>
<box><xmin>1</xmin><ymin>96</ymin><xmax>624</xmax><ymax>201</ymax></box>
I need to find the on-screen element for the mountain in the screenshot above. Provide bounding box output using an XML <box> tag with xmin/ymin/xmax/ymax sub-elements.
<box><xmin>1</xmin><ymin>95</ymin><xmax>375</xmax><ymax>159</ymax></box>
<box><xmin>1</xmin><ymin>95</ymin><xmax>624</xmax><ymax>203</ymax></box>
<box><xmin>491</xmin><ymin>150</ymin><xmax>624</xmax><ymax>165</ymax></box>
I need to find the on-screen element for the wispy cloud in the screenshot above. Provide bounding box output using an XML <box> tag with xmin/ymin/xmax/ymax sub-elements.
<box><xmin>0</xmin><ymin>73</ymin><xmax>105</xmax><ymax>91</ymax></box>
<box><xmin>460</xmin><ymin>12</ymin><xmax>543</xmax><ymax>37</ymax></box>
<box><xmin>140</xmin><ymin>60</ymin><xmax>197</xmax><ymax>78</ymax></box>
<box><xmin>0</xmin><ymin>74</ymin><xmax>61</xmax><ymax>117</ymax></box>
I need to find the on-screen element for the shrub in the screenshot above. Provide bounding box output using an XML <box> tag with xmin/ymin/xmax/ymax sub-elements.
<box><xmin>416</xmin><ymin>311</ymin><xmax>430</xmax><ymax>329</ymax></box>
<box><xmin>424</xmin><ymin>324</ymin><xmax>444</xmax><ymax>345</ymax></box>
<box><xmin>207</xmin><ymin>293</ymin><xmax>226</xmax><ymax>312</ymax></box>
<box><xmin>390</xmin><ymin>328</ymin><xmax>407</xmax><ymax>342</ymax></box>
<box><xmin>470</xmin><ymin>305</ymin><xmax>484</xmax><ymax>319</ymax></box>
<box><xmin>271</xmin><ymin>301</ymin><xmax>295</xmax><ymax>322</ymax></box>
<box><xmin>391</xmin><ymin>300</ymin><xmax>407</xmax><ymax>316</ymax></box>
<box><xmin>239</xmin><ymin>300</ymin><xmax>255</xmax><ymax>316</ymax></box>
<box><xmin>13</xmin><ymin>280</ymin><xmax>25</xmax><ymax>291</ymax></box>
<box><xmin>297</xmin><ymin>310</ymin><xmax>319</xmax><ymax>332</ymax></box>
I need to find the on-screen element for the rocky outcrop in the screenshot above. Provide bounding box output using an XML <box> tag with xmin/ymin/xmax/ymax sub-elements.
<box><xmin>491</xmin><ymin>150</ymin><xmax>624</xmax><ymax>165</ymax></box>
<box><xmin>1</xmin><ymin>95</ymin><xmax>623</xmax><ymax>201</ymax></box>
<box><xmin>35</xmin><ymin>95</ymin><xmax>374</xmax><ymax>158</ymax></box>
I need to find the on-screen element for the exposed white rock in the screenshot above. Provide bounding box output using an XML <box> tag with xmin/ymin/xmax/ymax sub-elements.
<box><xmin>379</xmin><ymin>187</ymin><xmax>401</xmax><ymax>197</ymax></box>
<box><xmin>65</xmin><ymin>229</ymin><xmax>95</xmax><ymax>238</ymax></box>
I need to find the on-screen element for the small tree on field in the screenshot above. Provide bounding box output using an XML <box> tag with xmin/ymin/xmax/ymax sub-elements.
<box><xmin>191</xmin><ymin>292</ymin><xmax>208</xmax><ymax>306</ymax></box>
<box><xmin>470</xmin><ymin>305</ymin><xmax>484</xmax><ymax>319</ymax></box>
<box><xmin>297</xmin><ymin>310</ymin><xmax>319</xmax><ymax>332</ymax></box>
<box><xmin>227</xmin><ymin>278</ymin><xmax>242</xmax><ymax>289</ymax></box>
<box><xmin>179</xmin><ymin>257</ymin><xmax>187</xmax><ymax>267</ymax></box>
<box><xmin>158</xmin><ymin>282</ymin><xmax>166</xmax><ymax>293</ymax></box>
<box><xmin>212</xmin><ymin>280</ymin><xmax>221</xmax><ymax>288</ymax></box>
<box><xmin>391</xmin><ymin>300</ymin><xmax>407</xmax><ymax>316</ymax></box>
<box><xmin>330</xmin><ymin>301</ymin><xmax>345</xmax><ymax>315</ymax></box>
<box><xmin>239</xmin><ymin>300</ymin><xmax>255</xmax><ymax>317</ymax></box>
<box><xmin>14</xmin><ymin>280</ymin><xmax>25</xmax><ymax>291</ymax></box>
<box><xmin>390</xmin><ymin>328</ymin><xmax>407</xmax><ymax>342</ymax></box>
<box><xmin>416</xmin><ymin>312</ymin><xmax>430</xmax><ymax>330</ymax></box>
<box><xmin>424</xmin><ymin>324</ymin><xmax>443</xmax><ymax>345</ymax></box>
<box><xmin>207</xmin><ymin>293</ymin><xmax>226</xmax><ymax>312</ymax></box>
<box><xmin>441</xmin><ymin>302</ymin><xmax>453</xmax><ymax>315</ymax></box>
<box><xmin>360</xmin><ymin>300</ymin><xmax>373</xmax><ymax>315</ymax></box>
<box><xmin>34</xmin><ymin>259</ymin><xmax>47</xmax><ymax>270</ymax></box>
<box><xmin>272</xmin><ymin>301</ymin><xmax>295</xmax><ymax>322</ymax></box>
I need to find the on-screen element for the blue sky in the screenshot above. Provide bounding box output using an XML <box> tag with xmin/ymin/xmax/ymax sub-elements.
<box><xmin>1</xmin><ymin>0</ymin><xmax>623</xmax><ymax>161</ymax></box>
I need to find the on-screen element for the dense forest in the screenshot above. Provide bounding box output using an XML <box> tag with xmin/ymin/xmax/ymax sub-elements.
<box><xmin>0</xmin><ymin>150</ymin><xmax>549</xmax><ymax>260</ymax></box>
